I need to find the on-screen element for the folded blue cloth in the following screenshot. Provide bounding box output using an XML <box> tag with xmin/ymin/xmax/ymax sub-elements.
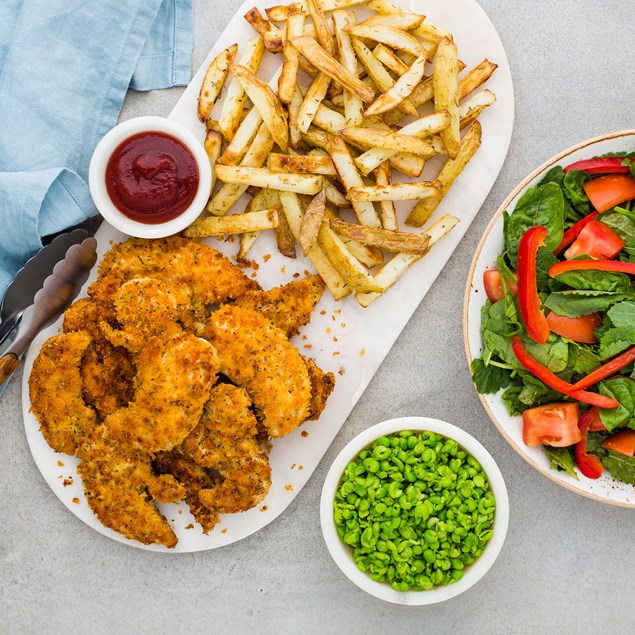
<box><xmin>0</xmin><ymin>0</ymin><xmax>193</xmax><ymax>298</ymax></box>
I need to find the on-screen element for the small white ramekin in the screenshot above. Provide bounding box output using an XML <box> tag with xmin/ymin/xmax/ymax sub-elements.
<box><xmin>88</xmin><ymin>116</ymin><xmax>211</xmax><ymax>239</ymax></box>
<box><xmin>320</xmin><ymin>416</ymin><xmax>509</xmax><ymax>605</ymax></box>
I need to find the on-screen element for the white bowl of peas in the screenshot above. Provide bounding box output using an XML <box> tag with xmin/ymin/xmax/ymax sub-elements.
<box><xmin>320</xmin><ymin>417</ymin><xmax>509</xmax><ymax>605</ymax></box>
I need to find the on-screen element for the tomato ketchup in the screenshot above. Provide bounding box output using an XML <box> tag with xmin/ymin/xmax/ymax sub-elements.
<box><xmin>105</xmin><ymin>131</ymin><xmax>199</xmax><ymax>223</ymax></box>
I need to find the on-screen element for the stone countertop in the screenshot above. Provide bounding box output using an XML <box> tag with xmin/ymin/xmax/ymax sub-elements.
<box><xmin>2</xmin><ymin>0</ymin><xmax>634</xmax><ymax>632</ymax></box>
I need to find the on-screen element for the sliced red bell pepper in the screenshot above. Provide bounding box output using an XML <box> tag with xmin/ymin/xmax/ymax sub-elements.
<box><xmin>574</xmin><ymin>411</ymin><xmax>604</xmax><ymax>479</ymax></box>
<box><xmin>583</xmin><ymin>174</ymin><xmax>635</xmax><ymax>212</ymax></box>
<box><xmin>569</xmin><ymin>345</ymin><xmax>635</xmax><ymax>391</ymax></box>
<box><xmin>549</xmin><ymin>259</ymin><xmax>635</xmax><ymax>277</ymax></box>
<box><xmin>553</xmin><ymin>211</ymin><xmax>599</xmax><ymax>254</ymax></box>
<box><xmin>564</xmin><ymin>157</ymin><xmax>633</xmax><ymax>175</ymax></box>
<box><xmin>602</xmin><ymin>428</ymin><xmax>635</xmax><ymax>457</ymax></box>
<box><xmin>511</xmin><ymin>337</ymin><xmax>620</xmax><ymax>409</ymax></box>
<box><xmin>517</xmin><ymin>226</ymin><xmax>550</xmax><ymax>344</ymax></box>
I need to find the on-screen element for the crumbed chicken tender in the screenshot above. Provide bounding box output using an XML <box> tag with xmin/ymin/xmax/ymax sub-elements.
<box><xmin>29</xmin><ymin>332</ymin><xmax>97</xmax><ymax>456</ymax></box>
<box><xmin>302</xmin><ymin>356</ymin><xmax>336</xmax><ymax>421</ymax></box>
<box><xmin>77</xmin><ymin>429</ymin><xmax>183</xmax><ymax>548</ymax></box>
<box><xmin>232</xmin><ymin>274</ymin><xmax>325</xmax><ymax>337</ymax></box>
<box><xmin>206</xmin><ymin>305</ymin><xmax>312</xmax><ymax>437</ymax></box>
<box><xmin>105</xmin><ymin>334</ymin><xmax>219</xmax><ymax>452</ymax></box>
<box><xmin>181</xmin><ymin>384</ymin><xmax>271</xmax><ymax>515</ymax></box>
<box><xmin>95</xmin><ymin>236</ymin><xmax>259</xmax><ymax>305</ymax></box>
<box><xmin>153</xmin><ymin>451</ymin><xmax>220</xmax><ymax>534</ymax></box>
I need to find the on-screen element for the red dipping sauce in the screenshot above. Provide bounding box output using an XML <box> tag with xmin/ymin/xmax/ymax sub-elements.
<box><xmin>105</xmin><ymin>131</ymin><xmax>199</xmax><ymax>224</ymax></box>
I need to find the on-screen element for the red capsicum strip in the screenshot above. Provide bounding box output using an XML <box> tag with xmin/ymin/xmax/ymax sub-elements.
<box><xmin>517</xmin><ymin>226</ymin><xmax>550</xmax><ymax>344</ymax></box>
<box><xmin>563</xmin><ymin>157</ymin><xmax>633</xmax><ymax>175</ymax></box>
<box><xmin>549</xmin><ymin>259</ymin><xmax>635</xmax><ymax>277</ymax></box>
<box><xmin>574</xmin><ymin>411</ymin><xmax>604</xmax><ymax>479</ymax></box>
<box><xmin>570</xmin><ymin>345</ymin><xmax>635</xmax><ymax>391</ymax></box>
<box><xmin>511</xmin><ymin>337</ymin><xmax>620</xmax><ymax>409</ymax></box>
<box><xmin>553</xmin><ymin>210</ymin><xmax>599</xmax><ymax>254</ymax></box>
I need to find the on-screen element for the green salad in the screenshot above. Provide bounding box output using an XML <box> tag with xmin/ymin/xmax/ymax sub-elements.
<box><xmin>471</xmin><ymin>153</ymin><xmax>635</xmax><ymax>484</ymax></box>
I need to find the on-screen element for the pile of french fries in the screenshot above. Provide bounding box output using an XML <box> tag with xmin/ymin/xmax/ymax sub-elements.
<box><xmin>185</xmin><ymin>0</ymin><xmax>498</xmax><ymax>306</ymax></box>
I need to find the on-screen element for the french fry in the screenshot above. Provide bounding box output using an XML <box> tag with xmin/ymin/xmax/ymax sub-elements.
<box><xmin>406</xmin><ymin>121</ymin><xmax>482</xmax><ymax>227</ymax></box>
<box><xmin>324</xmin><ymin>177</ymin><xmax>350</xmax><ymax>207</ymax></box>
<box><xmin>373</xmin><ymin>43</ymin><xmax>409</xmax><ymax>75</ymax></box>
<box><xmin>296</xmin><ymin>72</ymin><xmax>332</xmax><ymax>134</ymax></box>
<box><xmin>312</xmin><ymin>103</ymin><xmax>346</xmax><ymax>133</ymax></box>
<box><xmin>290</xmin><ymin>36</ymin><xmax>375</xmax><ymax>102</ymax></box>
<box><xmin>218</xmin><ymin>36</ymin><xmax>265</xmax><ymax>141</ymax></box>
<box><xmin>342</xmin><ymin>126</ymin><xmax>437</xmax><ymax>157</ymax></box>
<box><xmin>348</xmin><ymin>181</ymin><xmax>440</xmax><ymax>202</ymax></box>
<box><xmin>355</xmin><ymin>214</ymin><xmax>460</xmax><ymax>307</ymax></box>
<box><xmin>204</xmin><ymin>130</ymin><xmax>223</xmax><ymax>194</ymax></box>
<box><xmin>230</xmin><ymin>64</ymin><xmax>289</xmax><ymax>151</ymax></box>
<box><xmin>364</xmin><ymin>54</ymin><xmax>426</xmax><ymax>116</ymax></box>
<box><xmin>238</xmin><ymin>188</ymin><xmax>269</xmax><ymax>260</ymax></box>
<box><xmin>288</xmin><ymin>84</ymin><xmax>304</xmax><ymax>148</ymax></box>
<box><xmin>459</xmin><ymin>90</ymin><xmax>496</xmax><ymax>129</ymax></box>
<box><xmin>318</xmin><ymin>223</ymin><xmax>384</xmax><ymax>292</ymax></box>
<box><xmin>274</xmin><ymin>207</ymin><xmax>297</xmax><ymax>258</ymax></box>
<box><xmin>458</xmin><ymin>59</ymin><xmax>498</xmax><ymax>101</ymax></box>
<box><xmin>333</xmin><ymin>10</ymin><xmax>364</xmax><ymax>126</ymax></box>
<box><xmin>185</xmin><ymin>208</ymin><xmax>280</xmax><ymax>238</ymax></box>
<box><xmin>208</xmin><ymin>122</ymin><xmax>274</xmax><ymax>215</ymax></box>
<box><xmin>215</xmin><ymin>165</ymin><xmax>324</xmax><ymax>194</ymax></box>
<box><xmin>346</xmin><ymin>24</ymin><xmax>424</xmax><ymax>57</ymax></box>
<box><xmin>278</xmin><ymin>12</ymin><xmax>305</xmax><ymax>104</ymax></box>
<box><xmin>350</xmin><ymin>38</ymin><xmax>418</xmax><ymax>116</ymax></box>
<box><xmin>324</xmin><ymin>207</ymin><xmax>383</xmax><ymax>267</ymax></box>
<box><xmin>306</xmin><ymin>0</ymin><xmax>335</xmax><ymax>54</ymax></box>
<box><xmin>329</xmin><ymin>218</ymin><xmax>430</xmax><ymax>253</ymax></box>
<box><xmin>325</xmin><ymin>135</ymin><xmax>381</xmax><ymax>228</ymax></box>
<box><xmin>268</xmin><ymin>153</ymin><xmax>337</xmax><ymax>176</ymax></box>
<box><xmin>197</xmin><ymin>44</ymin><xmax>238</xmax><ymax>123</ymax></box>
<box><xmin>244</xmin><ymin>7</ymin><xmax>284</xmax><ymax>53</ymax></box>
<box><xmin>299</xmin><ymin>188</ymin><xmax>327</xmax><ymax>254</ymax></box>
<box><xmin>356</xmin><ymin>13</ymin><xmax>424</xmax><ymax>31</ymax></box>
<box><xmin>279</xmin><ymin>191</ymin><xmax>351</xmax><ymax>299</ymax></box>
<box><xmin>266</xmin><ymin>0</ymin><xmax>365</xmax><ymax>22</ymax></box>
<box><xmin>374</xmin><ymin>161</ymin><xmax>397</xmax><ymax>231</ymax></box>
<box><xmin>433</xmin><ymin>38</ymin><xmax>460</xmax><ymax>158</ymax></box>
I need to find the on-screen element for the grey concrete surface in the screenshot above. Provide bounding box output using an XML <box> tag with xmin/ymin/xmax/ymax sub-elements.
<box><xmin>2</xmin><ymin>0</ymin><xmax>634</xmax><ymax>633</ymax></box>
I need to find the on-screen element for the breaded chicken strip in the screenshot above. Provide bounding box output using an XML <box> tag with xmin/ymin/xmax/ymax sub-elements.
<box><xmin>105</xmin><ymin>334</ymin><xmax>219</xmax><ymax>452</ymax></box>
<box><xmin>181</xmin><ymin>384</ymin><xmax>271</xmax><ymax>515</ymax></box>
<box><xmin>206</xmin><ymin>306</ymin><xmax>311</xmax><ymax>438</ymax></box>
<box><xmin>64</xmin><ymin>298</ymin><xmax>134</xmax><ymax>417</ymax></box>
<box><xmin>77</xmin><ymin>429</ymin><xmax>183</xmax><ymax>548</ymax></box>
<box><xmin>94</xmin><ymin>236</ymin><xmax>259</xmax><ymax>306</ymax></box>
<box><xmin>100</xmin><ymin>277</ymin><xmax>191</xmax><ymax>353</ymax></box>
<box><xmin>302</xmin><ymin>356</ymin><xmax>336</xmax><ymax>421</ymax></box>
<box><xmin>29</xmin><ymin>332</ymin><xmax>97</xmax><ymax>455</ymax></box>
<box><xmin>153</xmin><ymin>451</ymin><xmax>220</xmax><ymax>534</ymax></box>
<box><xmin>232</xmin><ymin>275</ymin><xmax>325</xmax><ymax>337</ymax></box>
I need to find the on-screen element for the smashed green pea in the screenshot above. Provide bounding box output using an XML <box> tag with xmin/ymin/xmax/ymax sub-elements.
<box><xmin>334</xmin><ymin>430</ymin><xmax>495</xmax><ymax>592</ymax></box>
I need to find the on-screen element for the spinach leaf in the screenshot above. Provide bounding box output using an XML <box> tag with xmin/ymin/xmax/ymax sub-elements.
<box><xmin>521</xmin><ymin>334</ymin><xmax>570</xmax><ymax>373</ymax></box>
<box><xmin>563</xmin><ymin>170</ymin><xmax>592</xmax><ymax>215</ymax></box>
<box><xmin>537</xmin><ymin>166</ymin><xmax>578</xmax><ymax>222</ymax></box>
<box><xmin>567</xmin><ymin>342</ymin><xmax>601</xmax><ymax>375</ymax></box>
<box><xmin>544</xmin><ymin>447</ymin><xmax>579</xmax><ymax>480</ymax></box>
<box><xmin>535</xmin><ymin>247</ymin><xmax>559</xmax><ymax>291</ymax></box>
<box><xmin>504</xmin><ymin>182</ymin><xmax>565</xmax><ymax>268</ymax></box>
<box><xmin>607</xmin><ymin>301</ymin><xmax>635</xmax><ymax>327</ymax></box>
<box><xmin>544</xmin><ymin>289</ymin><xmax>633</xmax><ymax>317</ymax></box>
<box><xmin>500</xmin><ymin>373</ymin><xmax>561</xmax><ymax>415</ymax></box>
<box><xmin>480</xmin><ymin>299</ymin><xmax>522</xmax><ymax>368</ymax></box>
<box><xmin>471</xmin><ymin>358</ymin><xmax>513</xmax><ymax>394</ymax></box>
<box><xmin>553</xmin><ymin>268</ymin><xmax>631</xmax><ymax>292</ymax></box>
<box><xmin>598</xmin><ymin>326</ymin><xmax>635</xmax><ymax>360</ymax></box>
<box><xmin>598</xmin><ymin>377</ymin><xmax>635</xmax><ymax>431</ymax></box>
<box><xmin>603</xmin><ymin>451</ymin><xmax>635</xmax><ymax>485</ymax></box>
<box><xmin>586</xmin><ymin>431</ymin><xmax>610</xmax><ymax>455</ymax></box>
<box><xmin>600</xmin><ymin>212</ymin><xmax>635</xmax><ymax>250</ymax></box>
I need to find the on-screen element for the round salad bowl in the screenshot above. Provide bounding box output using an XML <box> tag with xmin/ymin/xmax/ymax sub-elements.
<box><xmin>464</xmin><ymin>129</ymin><xmax>635</xmax><ymax>508</ymax></box>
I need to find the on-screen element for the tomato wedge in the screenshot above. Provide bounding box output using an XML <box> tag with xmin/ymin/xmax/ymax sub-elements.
<box><xmin>563</xmin><ymin>220</ymin><xmax>625</xmax><ymax>260</ymax></box>
<box><xmin>575</xmin><ymin>411</ymin><xmax>604</xmax><ymax>479</ymax></box>
<box><xmin>583</xmin><ymin>174</ymin><xmax>635</xmax><ymax>212</ymax></box>
<box><xmin>545</xmin><ymin>311</ymin><xmax>601</xmax><ymax>344</ymax></box>
<box><xmin>483</xmin><ymin>269</ymin><xmax>518</xmax><ymax>303</ymax></box>
<box><xmin>554</xmin><ymin>211</ymin><xmax>599</xmax><ymax>254</ymax></box>
<box><xmin>581</xmin><ymin>407</ymin><xmax>606</xmax><ymax>432</ymax></box>
<box><xmin>522</xmin><ymin>403</ymin><xmax>581</xmax><ymax>447</ymax></box>
<box><xmin>517</xmin><ymin>226</ymin><xmax>550</xmax><ymax>344</ymax></box>
<box><xmin>564</xmin><ymin>157</ymin><xmax>633</xmax><ymax>175</ymax></box>
<box><xmin>602</xmin><ymin>429</ymin><xmax>635</xmax><ymax>457</ymax></box>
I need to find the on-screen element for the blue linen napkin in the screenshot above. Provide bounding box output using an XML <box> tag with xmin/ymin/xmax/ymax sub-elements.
<box><xmin>0</xmin><ymin>0</ymin><xmax>193</xmax><ymax>298</ymax></box>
